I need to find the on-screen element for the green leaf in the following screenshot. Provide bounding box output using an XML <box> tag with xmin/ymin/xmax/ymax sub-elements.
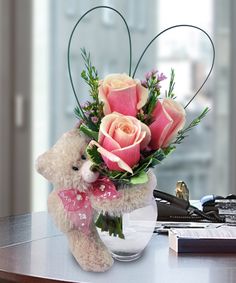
<box><xmin>130</xmin><ymin>171</ymin><xmax>149</xmax><ymax>185</ymax></box>
<box><xmin>172</xmin><ymin>107</ymin><xmax>210</xmax><ymax>145</ymax></box>
<box><xmin>74</xmin><ymin>106</ymin><xmax>85</xmax><ymax>120</ymax></box>
<box><xmin>80</xmin><ymin>124</ymin><xmax>98</xmax><ymax>141</ymax></box>
<box><xmin>79</xmin><ymin>48</ymin><xmax>104</xmax><ymax>129</ymax></box>
<box><xmin>86</xmin><ymin>145</ymin><xmax>103</xmax><ymax>165</ymax></box>
<box><xmin>166</xmin><ymin>69</ymin><xmax>176</xmax><ymax>99</ymax></box>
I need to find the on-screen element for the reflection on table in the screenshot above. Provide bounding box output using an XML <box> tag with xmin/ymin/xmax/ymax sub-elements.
<box><xmin>0</xmin><ymin>212</ymin><xmax>236</xmax><ymax>283</ymax></box>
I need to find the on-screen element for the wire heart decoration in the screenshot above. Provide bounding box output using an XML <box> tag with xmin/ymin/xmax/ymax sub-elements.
<box><xmin>67</xmin><ymin>5</ymin><xmax>215</xmax><ymax>117</ymax></box>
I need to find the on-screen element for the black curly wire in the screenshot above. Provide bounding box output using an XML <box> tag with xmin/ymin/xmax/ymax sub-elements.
<box><xmin>132</xmin><ymin>24</ymin><xmax>215</xmax><ymax>109</ymax></box>
<box><xmin>67</xmin><ymin>6</ymin><xmax>132</xmax><ymax>118</ymax></box>
<box><xmin>68</xmin><ymin>8</ymin><xmax>215</xmax><ymax>112</ymax></box>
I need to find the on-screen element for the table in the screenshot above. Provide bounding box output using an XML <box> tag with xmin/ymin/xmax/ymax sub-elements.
<box><xmin>0</xmin><ymin>212</ymin><xmax>236</xmax><ymax>283</ymax></box>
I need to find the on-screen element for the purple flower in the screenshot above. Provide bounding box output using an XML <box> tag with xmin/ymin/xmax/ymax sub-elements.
<box><xmin>143</xmin><ymin>68</ymin><xmax>167</xmax><ymax>90</ymax></box>
<box><xmin>141</xmin><ymin>80</ymin><xmax>148</xmax><ymax>88</ymax></box>
<box><xmin>145</xmin><ymin>71</ymin><xmax>152</xmax><ymax>80</ymax></box>
<box><xmin>91</xmin><ymin>116</ymin><xmax>99</xmax><ymax>124</ymax></box>
<box><xmin>151</xmin><ymin>68</ymin><xmax>158</xmax><ymax>76</ymax></box>
<box><xmin>82</xmin><ymin>101</ymin><xmax>89</xmax><ymax>108</ymax></box>
<box><xmin>84</xmin><ymin>110</ymin><xmax>91</xmax><ymax>117</ymax></box>
<box><xmin>157</xmin><ymin>73</ymin><xmax>167</xmax><ymax>81</ymax></box>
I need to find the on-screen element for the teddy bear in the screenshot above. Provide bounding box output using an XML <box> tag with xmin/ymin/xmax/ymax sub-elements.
<box><xmin>36</xmin><ymin>127</ymin><xmax>157</xmax><ymax>272</ymax></box>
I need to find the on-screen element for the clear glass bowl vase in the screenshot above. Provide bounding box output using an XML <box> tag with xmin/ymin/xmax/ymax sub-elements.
<box><xmin>97</xmin><ymin>197</ymin><xmax>157</xmax><ymax>262</ymax></box>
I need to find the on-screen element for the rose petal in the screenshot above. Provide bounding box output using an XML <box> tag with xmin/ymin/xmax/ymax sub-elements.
<box><xmin>108</xmin><ymin>116</ymin><xmax>134</xmax><ymax>138</ymax></box>
<box><xmin>111</xmin><ymin>142</ymin><xmax>141</xmax><ymax>169</ymax></box>
<box><xmin>99</xmin><ymin>114</ymin><xmax>139</xmax><ymax>149</ymax></box>
<box><xmin>124</xmin><ymin>115</ymin><xmax>141</xmax><ymax>144</ymax></box>
<box><xmin>99</xmin><ymin>74</ymin><xmax>148</xmax><ymax>117</ymax></box>
<box><xmin>113</xmin><ymin>125</ymin><xmax>136</xmax><ymax>148</ymax></box>
<box><xmin>104</xmin><ymin>73</ymin><xmax>135</xmax><ymax>89</ymax></box>
<box><xmin>109</xmin><ymin>130</ymin><xmax>146</xmax><ymax>169</ymax></box>
<box><xmin>98</xmin><ymin>113</ymin><xmax>120</xmax><ymax>146</ymax></box>
<box><xmin>149</xmin><ymin>101</ymin><xmax>173</xmax><ymax>149</ymax></box>
<box><xmin>162</xmin><ymin>98</ymin><xmax>186</xmax><ymax>147</ymax></box>
<box><xmin>136</xmin><ymin>80</ymin><xmax>148</xmax><ymax>110</ymax></box>
<box><xmin>140</xmin><ymin>122</ymin><xmax>151</xmax><ymax>150</ymax></box>
<box><xmin>98</xmin><ymin>82</ymin><xmax>111</xmax><ymax>115</ymax></box>
<box><xmin>102</xmin><ymin>136</ymin><xmax>121</xmax><ymax>151</ymax></box>
<box><xmin>107</xmin><ymin>86</ymin><xmax>138</xmax><ymax>116</ymax></box>
<box><xmin>89</xmin><ymin>141</ymin><xmax>133</xmax><ymax>173</ymax></box>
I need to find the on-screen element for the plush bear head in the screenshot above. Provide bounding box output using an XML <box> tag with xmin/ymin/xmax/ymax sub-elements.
<box><xmin>36</xmin><ymin>128</ymin><xmax>99</xmax><ymax>191</ymax></box>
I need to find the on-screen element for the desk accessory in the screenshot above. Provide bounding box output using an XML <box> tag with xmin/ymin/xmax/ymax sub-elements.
<box><xmin>169</xmin><ymin>226</ymin><xmax>236</xmax><ymax>253</ymax></box>
<box><xmin>36</xmin><ymin>6</ymin><xmax>214</xmax><ymax>272</ymax></box>
<box><xmin>201</xmin><ymin>194</ymin><xmax>236</xmax><ymax>224</ymax></box>
<box><xmin>154</xmin><ymin>190</ymin><xmax>224</xmax><ymax>223</ymax></box>
<box><xmin>175</xmin><ymin>181</ymin><xmax>189</xmax><ymax>201</ymax></box>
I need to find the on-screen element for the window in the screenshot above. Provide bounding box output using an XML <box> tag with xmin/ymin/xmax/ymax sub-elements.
<box><xmin>32</xmin><ymin>0</ymin><xmax>233</xmax><ymax>212</ymax></box>
<box><xmin>155</xmin><ymin>0</ymin><xmax>230</xmax><ymax>198</ymax></box>
<box><xmin>102</xmin><ymin>0</ymin><xmax>114</xmax><ymax>26</ymax></box>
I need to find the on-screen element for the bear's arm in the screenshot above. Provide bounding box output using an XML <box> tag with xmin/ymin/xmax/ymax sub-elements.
<box><xmin>90</xmin><ymin>170</ymin><xmax>157</xmax><ymax>216</ymax></box>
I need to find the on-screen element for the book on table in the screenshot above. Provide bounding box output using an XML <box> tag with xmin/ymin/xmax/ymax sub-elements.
<box><xmin>169</xmin><ymin>226</ymin><xmax>236</xmax><ymax>253</ymax></box>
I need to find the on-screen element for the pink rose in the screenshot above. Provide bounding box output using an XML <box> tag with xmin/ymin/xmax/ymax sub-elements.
<box><xmin>98</xmin><ymin>73</ymin><xmax>148</xmax><ymax>116</ymax></box>
<box><xmin>149</xmin><ymin>98</ymin><xmax>186</xmax><ymax>150</ymax></box>
<box><xmin>89</xmin><ymin>113</ymin><xmax>151</xmax><ymax>173</ymax></box>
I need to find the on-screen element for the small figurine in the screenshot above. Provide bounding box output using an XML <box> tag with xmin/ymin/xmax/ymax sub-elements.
<box><xmin>175</xmin><ymin>181</ymin><xmax>189</xmax><ymax>201</ymax></box>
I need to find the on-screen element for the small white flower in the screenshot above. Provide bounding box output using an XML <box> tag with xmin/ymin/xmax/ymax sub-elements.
<box><xmin>76</xmin><ymin>194</ymin><xmax>82</xmax><ymax>201</ymax></box>
<box><xmin>99</xmin><ymin>185</ymin><xmax>106</xmax><ymax>191</ymax></box>
<box><xmin>79</xmin><ymin>213</ymin><xmax>87</xmax><ymax>220</ymax></box>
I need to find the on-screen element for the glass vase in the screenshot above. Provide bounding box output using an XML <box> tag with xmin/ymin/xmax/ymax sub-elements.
<box><xmin>97</xmin><ymin>197</ymin><xmax>157</xmax><ymax>262</ymax></box>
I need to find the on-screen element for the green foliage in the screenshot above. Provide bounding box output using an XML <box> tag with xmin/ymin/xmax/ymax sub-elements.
<box><xmin>80</xmin><ymin>48</ymin><xmax>99</xmax><ymax>97</ymax></box>
<box><xmin>87</xmin><ymin>142</ymin><xmax>176</xmax><ymax>184</ymax></box>
<box><xmin>141</xmin><ymin>73</ymin><xmax>162</xmax><ymax>124</ymax></box>
<box><xmin>95</xmin><ymin>213</ymin><xmax>124</xmax><ymax>239</ymax></box>
<box><xmin>130</xmin><ymin>171</ymin><xmax>148</xmax><ymax>185</ymax></box>
<box><xmin>80</xmin><ymin>124</ymin><xmax>98</xmax><ymax>141</ymax></box>
<box><xmin>173</xmin><ymin>107</ymin><xmax>210</xmax><ymax>145</ymax></box>
<box><xmin>143</xmin><ymin>89</ymin><xmax>159</xmax><ymax>117</ymax></box>
<box><xmin>138</xmin><ymin>147</ymin><xmax>176</xmax><ymax>170</ymax></box>
<box><xmin>86</xmin><ymin>144</ymin><xmax>103</xmax><ymax>165</ymax></box>
<box><xmin>74</xmin><ymin>106</ymin><xmax>85</xmax><ymax>122</ymax></box>
<box><xmin>78</xmin><ymin>48</ymin><xmax>104</xmax><ymax>131</ymax></box>
<box><xmin>165</xmin><ymin>69</ymin><xmax>176</xmax><ymax>99</ymax></box>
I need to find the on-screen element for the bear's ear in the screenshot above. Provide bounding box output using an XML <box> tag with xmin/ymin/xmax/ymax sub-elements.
<box><xmin>35</xmin><ymin>149</ymin><xmax>55</xmax><ymax>180</ymax></box>
<box><xmin>35</xmin><ymin>127</ymin><xmax>90</xmax><ymax>184</ymax></box>
<box><xmin>61</xmin><ymin>128</ymin><xmax>90</xmax><ymax>143</ymax></box>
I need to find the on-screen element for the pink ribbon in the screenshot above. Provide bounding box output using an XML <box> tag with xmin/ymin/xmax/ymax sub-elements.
<box><xmin>58</xmin><ymin>177</ymin><xmax>120</xmax><ymax>234</ymax></box>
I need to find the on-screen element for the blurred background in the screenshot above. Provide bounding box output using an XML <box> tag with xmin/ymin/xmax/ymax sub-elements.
<box><xmin>0</xmin><ymin>0</ymin><xmax>236</xmax><ymax>217</ymax></box>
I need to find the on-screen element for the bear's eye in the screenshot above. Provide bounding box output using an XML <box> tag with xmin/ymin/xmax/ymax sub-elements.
<box><xmin>81</xmin><ymin>154</ymin><xmax>86</xmax><ymax>160</ymax></box>
<box><xmin>72</xmin><ymin>166</ymin><xmax>79</xmax><ymax>171</ymax></box>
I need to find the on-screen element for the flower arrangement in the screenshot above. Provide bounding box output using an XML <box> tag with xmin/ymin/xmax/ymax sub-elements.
<box><xmin>36</xmin><ymin>6</ymin><xmax>215</xmax><ymax>271</ymax></box>
<box><xmin>75</xmin><ymin>48</ymin><xmax>209</xmax><ymax>237</ymax></box>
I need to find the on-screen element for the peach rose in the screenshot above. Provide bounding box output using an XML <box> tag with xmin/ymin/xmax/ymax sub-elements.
<box><xmin>98</xmin><ymin>73</ymin><xmax>148</xmax><ymax>116</ymax></box>
<box><xmin>90</xmin><ymin>113</ymin><xmax>151</xmax><ymax>173</ymax></box>
<box><xmin>149</xmin><ymin>98</ymin><xmax>186</xmax><ymax>149</ymax></box>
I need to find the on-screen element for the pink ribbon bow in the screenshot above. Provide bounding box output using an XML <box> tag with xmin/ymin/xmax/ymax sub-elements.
<box><xmin>58</xmin><ymin>177</ymin><xmax>120</xmax><ymax>234</ymax></box>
